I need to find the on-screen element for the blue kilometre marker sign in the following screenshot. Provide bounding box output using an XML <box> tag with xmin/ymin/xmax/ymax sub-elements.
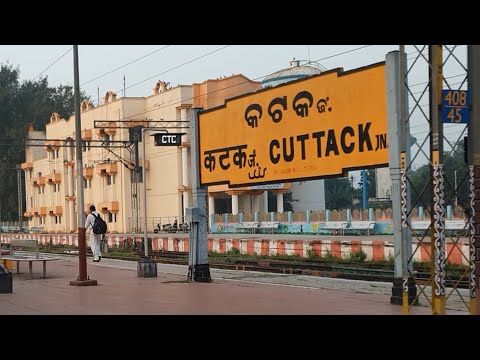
<box><xmin>442</xmin><ymin>89</ymin><xmax>469</xmax><ymax>124</ymax></box>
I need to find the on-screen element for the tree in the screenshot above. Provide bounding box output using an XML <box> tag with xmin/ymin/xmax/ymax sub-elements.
<box><xmin>442</xmin><ymin>140</ymin><xmax>469</xmax><ymax>208</ymax></box>
<box><xmin>0</xmin><ymin>63</ymin><xmax>90</xmax><ymax>221</ymax></box>
<box><xmin>325</xmin><ymin>177</ymin><xmax>354</xmax><ymax>210</ymax></box>
<box><xmin>366</xmin><ymin>169</ymin><xmax>376</xmax><ymax>200</ymax></box>
<box><xmin>408</xmin><ymin>139</ymin><xmax>468</xmax><ymax>211</ymax></box>
<box><xmin>357</xmin><ymin>169</ymin><xmax>376</xmax><ymax>200</ymax></box>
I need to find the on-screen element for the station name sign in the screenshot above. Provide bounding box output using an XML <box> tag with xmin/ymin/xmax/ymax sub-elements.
<box><xmin>153</xmin><ymin>133</ymin><xmax>184</xmax><ymax>146</ymax></box>
<box><xmin>198</xmin><ymin>63</ymin><xmax>388</xmax><ymax>187</ymax></box>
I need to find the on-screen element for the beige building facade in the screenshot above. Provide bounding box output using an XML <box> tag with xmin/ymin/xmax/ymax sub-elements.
<box><xmin>21</xmin><ymin>74</ymin><xmax>282</xmax><ymax>234</ymax></box>
<box><xmin>22</xmin><ymin>82</ymin><xmax>193</xmax><ymax>233</ymax></box>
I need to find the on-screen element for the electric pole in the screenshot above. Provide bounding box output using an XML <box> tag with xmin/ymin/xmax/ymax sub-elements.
<box><xmin>350</xmin><ymin>175</ymin><xmax>354</xmax><ymax>206</ymax></box>
<box><xmin>429</xmin><ymin>45</ymin><xmax>445</xmax><ymax>314</ymax></box>
<box><xmin>69</xmin><ymin>45</ymin><xmax>97</xmax><ymax>286</ymax></box>
<box><xmin>468</xmin><ymin>45</ymin><xmax>480</xmax><ymax>314</ymax></box>
<box><xmin>362</xmin><ymin>169</ymin><xmax>367</xmax><ymax>209</ymax></box>
<box><xmin>187</xmin><ymin>108</ymin><xmax>211</xmax><ymax>282</ymax></box>
<box><xmin>387</xmin><ymin>49</ymin><xmax>415</xmax><ymax>309</ymax></box>
<box><xmin>16</xmin><ymin>166</ymin><xmax>23</xmax><ymax>233</ymax></box>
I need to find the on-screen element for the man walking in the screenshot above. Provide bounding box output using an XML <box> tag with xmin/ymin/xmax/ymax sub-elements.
<box><xmin>85</xmin><ymin>205</ymin><xmax>103</xmax><ymax>262</ymax></box>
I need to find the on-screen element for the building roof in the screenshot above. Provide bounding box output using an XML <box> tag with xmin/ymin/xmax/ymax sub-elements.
<box><xmin>261</xmin><ymin>60</ymin><xmax>326</xmax><ymax>88</ymax></box>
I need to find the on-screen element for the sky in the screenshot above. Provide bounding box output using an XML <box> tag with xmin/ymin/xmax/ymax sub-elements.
<box><xmin>0</xmin><ymin>45</ymin><xmax>399</xmax><ymax>100</ymax></box>
<box><xmin>0</xmin><ymin>44</ymin><xmax>469</xmax><ymax>178</ymax></box>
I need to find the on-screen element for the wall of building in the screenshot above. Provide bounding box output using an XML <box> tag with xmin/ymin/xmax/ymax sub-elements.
<box><xmin>23</xmin><ymin>84</ymin><xmax>194</xmax><ymax>234</ymax></box>
<box><xmin>375</xmin><ymin>167</ymin><xmax>392</xmax><ymax>199</ymax></box>
<box><xmin>291</xmin><ymin>180</ymin><xmax>326</xmax><ymax>211</ymax></box>
<box><xmin>193</xmin><ymin>74</ymin><xmax>261</xmax><ymax>109</ymax></box>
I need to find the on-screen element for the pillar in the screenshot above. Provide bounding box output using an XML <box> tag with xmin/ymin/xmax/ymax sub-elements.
<box><xmin>209</xmin><ymin>214</ymin><xmax>215</xmax><ymax>229</ymax></box>
<box><xmin>252</xmin><ymin>194</ymin><xmax>260</xmax><ymax>213</ymax></box>
<box><xmin>208</xmin><ymin>195</ymin><xmax>215</xmax><ymax>216</ymax></box>
<box><xmin>111</xmin><ymin>175</ymin><xmax>115</xmax><ymax>202</ymax></box>
<box><xmin>263</xmin><ymin>191</ymin><xmax>268</xmax><ymax>213</ymax></box>
<box><xmin>446</xmin><ymin>205</ymin><xmax>452</xmax><ymax>220</ymax></box>
<box><xmin>276</xmin><ymin>192</ymin><xmax>284</xmax><ymax>213</ymax></box>
<box><xmin>181</xmin><ymin>108</ymin><xmax>190</xmax><ymax>216</ymax></box>
<box><xmin>232</xmin><ymin>194</ymin><xmax>239</xmax><ymax>215</ymax></box>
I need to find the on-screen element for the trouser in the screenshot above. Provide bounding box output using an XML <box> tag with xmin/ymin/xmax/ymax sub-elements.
<box><xmin>88</xmin><ymin>233</ymin><xmax>102</xmax><ymax>260</ymax></box>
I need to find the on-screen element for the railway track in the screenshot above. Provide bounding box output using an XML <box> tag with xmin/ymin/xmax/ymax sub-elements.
<box><xmin>33</xmin><ymin>246</ymin><xmax>470</xmax><ymax>289</ymax></box>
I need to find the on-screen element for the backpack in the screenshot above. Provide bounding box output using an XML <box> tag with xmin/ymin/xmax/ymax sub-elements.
<box><xmin>92</xmin><ymin>213</ymin><xmax>107</xmax><ymax>235</ymax></box>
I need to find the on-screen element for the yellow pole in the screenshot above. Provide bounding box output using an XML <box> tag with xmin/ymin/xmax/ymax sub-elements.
<box><xmin>431</xmin><ymin>45</ymin><xmax>446</xmax><ymax>315</ymax></box>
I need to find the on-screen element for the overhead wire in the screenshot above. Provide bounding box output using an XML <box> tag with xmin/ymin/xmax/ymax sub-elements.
<box><xmin>121</xmin><ymin>45</ymin><xmax>376</xmax><ymax>120</ymax></box>
<box><xmin>81</xmin><ymin>45</ymin><xmax>172</xmax><ymax>87</ymax></box>
<box><xmin>89</xmin><ymin>45</ymin><xmax>232</xmax><ymax>105</ymax></box>
<box><xmin>33</xmin><ymin>46</ymin><xmax>73</xmax><ymax>81</ymax></box>
<box><xmin>29</xmin><ymin>46</ymin><xmax>452</xmax><ymax>170</ymax></box>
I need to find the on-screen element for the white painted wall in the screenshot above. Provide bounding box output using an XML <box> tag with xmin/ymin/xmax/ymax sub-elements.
<box><xmin>290</xmin><ymin>180</ymin><xmax>326</xmax><ymax>211</ymax></box>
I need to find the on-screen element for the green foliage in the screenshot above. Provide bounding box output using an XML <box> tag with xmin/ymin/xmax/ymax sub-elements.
<box><xmin>348</xmin><ymin>250</ymin><xmax>367</xmax><ymax>263</ymax></box>
<box><xmin>226</xmin><ymin>247</ymin><xmax>241</xmax><ymax>255</ymax></box>
<box><xmin>322</xmin><ymin>249</ymin><xmax>336</xmax><ymax>261</ymax></box>
<box><xmin>408</xmin><ymin>139</ymin><xmax>468</xmax><ymax>209</ymax></box>
<box><xmin>366</xmin><ymin>169</ymin><xmax>376</xmax><ymax>200</ymax></box>
<box><xmin>325</xmin><ymin>177</ymin><xmax>354</xmax><ymax>210</ymax></box>
<box><xmin>386</xmin><ymin>254</ymin><xmax>395</xmax><ymax>265</ymax></box>
<box><xmin>0</xmin><ymin>63</ymin><xmax>90</xmax><ymax>221</ymax></box>
<box><xmin>306</xmin><ymin>248</ymin><xmax>320</xmax><ymax>260</ymax></box>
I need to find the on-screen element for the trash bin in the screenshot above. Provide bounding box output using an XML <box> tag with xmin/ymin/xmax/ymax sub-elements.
<box><xmin>137</xmin><ymin>257</ymin><xmax>157</xmax><ymax>278</ymax></box>
<box><xmin>0</xmin><ymin>266</ymin><xmax>12</xmax><ymax>294</ymax></box>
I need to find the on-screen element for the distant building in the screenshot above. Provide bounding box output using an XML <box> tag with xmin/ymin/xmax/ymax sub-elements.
<box><xmin>375</xmin><ymin>167</ymin><xmax>392</xmax><ymax>200</ymax></box>
<box><xmin>21</xmin><ymin>74</ymin><xmax>274</xmax><ymax>234</ymax></box>
<box><xmin>261</xmin><ymin>60</ymin><xmax>327</xmax><ymax>212</ymax></box>
<box><xmin>22</xmin><ymin>82</ymin><xmax>193</xmax><ymax>233</ymax></box>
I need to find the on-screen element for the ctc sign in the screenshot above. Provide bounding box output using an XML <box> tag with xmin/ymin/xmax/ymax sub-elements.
<box><xmin>153</xmin><ymin>133</ymin><xmax>183</xmax><ymax>146</ymax></box>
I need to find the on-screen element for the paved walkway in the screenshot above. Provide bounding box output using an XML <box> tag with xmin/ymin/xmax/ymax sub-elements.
<box><xmin>0</xmin><ymin>253</ymin><xmax>469</xmax><ymax>315</ymax></box>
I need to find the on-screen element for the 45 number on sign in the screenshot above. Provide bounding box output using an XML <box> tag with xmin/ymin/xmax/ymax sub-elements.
<box><xmin>442</xmin><ymin>90</ymin><xmax>469</xmax><ymax>124</ymax></box>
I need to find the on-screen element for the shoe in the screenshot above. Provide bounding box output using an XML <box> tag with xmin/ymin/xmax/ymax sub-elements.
<box><xmin>93</xmin><ymin>259</ymin><xmax>99</xmax><ymax>262</ymax></box>
<box><xmin>99</xmin><ymin>256</ymin><xmax>102</xmax><ymax>262</ymax></box>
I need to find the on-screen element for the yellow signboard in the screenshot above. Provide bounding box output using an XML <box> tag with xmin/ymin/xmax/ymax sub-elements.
<box><xmin>199</xmin><ymin>62</ymin><xmax>387</xmax><ymax>187</ymax></box>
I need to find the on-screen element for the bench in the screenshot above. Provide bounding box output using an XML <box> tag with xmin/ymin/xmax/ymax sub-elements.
<box><xmin>410</xmin><ymin>220</ymin><xmax>468</xmax><ymax>236</ymax></box>
<box><xmin>445</xmin><ymin>220</ymin><xmax>468</xmax><ymax>236</ymax></box>
<box><xmin>344</xmin><ymin>221</ymin><xmax>376</xmax><ymax>236</ymax></box>
<box><xmin>410</xmin><ymin>221</ymin><xmax>431</xmax><ymax>235</ymax></box>
<box><xmin>235</xmin><ymin>222</ymin><xmax>260</xmax><ymax>234</ymax></box>
<box><xmin>30</xmin><ymin>226</ymin><xmax>44</xmax><ymax>234</ymax></box>
<box><xmin>258</xmin><ymin>221</ymin><xmax>280</xmax><ymax>234</ymax></box>
<box><xmin>318</xmin><ymin>222</ymin><xmax>348</xmax><ymax>235</ymax></box>
<box><xmin>0</xmin><ymin>239</ymin><xmax>60</xmax><ymax>279</ymax></box>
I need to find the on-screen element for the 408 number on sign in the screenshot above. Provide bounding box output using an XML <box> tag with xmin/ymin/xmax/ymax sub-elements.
<box><xmin>442</xmin><ymin>90</ymin><xmax>469</xmax><ymax>124</ymax></box>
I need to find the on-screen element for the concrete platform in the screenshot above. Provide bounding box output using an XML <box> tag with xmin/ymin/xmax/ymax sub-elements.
<box><xmin>0</xmin><ymin>254</ymin><xmax>469</xmax><ymax>315</ymax></box>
